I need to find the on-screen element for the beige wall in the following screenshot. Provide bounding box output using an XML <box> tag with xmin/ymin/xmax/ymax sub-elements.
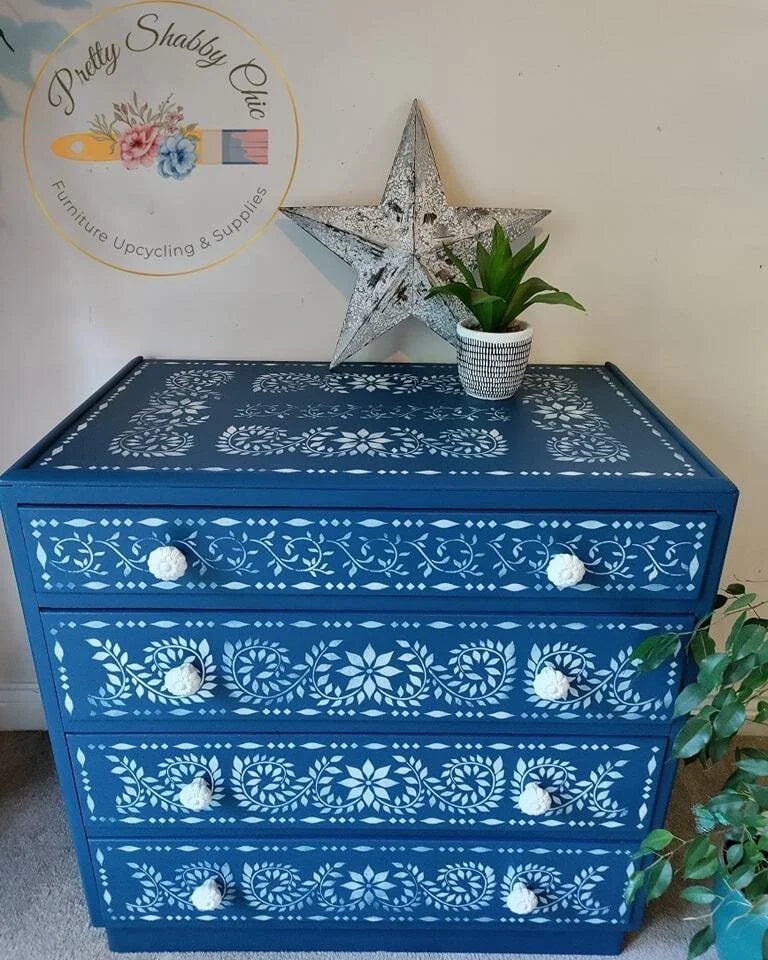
<box><xmin>1</xmin><ymin>0</ymin><xmax>766</xmax><ymax>726</ymax></box>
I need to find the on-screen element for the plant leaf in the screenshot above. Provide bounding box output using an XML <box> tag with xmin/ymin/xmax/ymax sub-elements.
<box><xmin>687</xmin><ymin>925</ymin><xmax>715</xmax><ymax>959</ymax></box>
<box><xmin>714</xmin><ymin>700</ymin><xmax>747</xmax><ymax>738</ymax></box>
<box><xmin>674</xmin><ymin>683</ymin><xmax>708</xmax><ymax>718</ymax></box>
<box><xmin>522</xmin><ymin>291</ymin><xmax>586</xmax><ymax>311</ymax></box>
<box><xmin>623</xmin><ymin>869</ymin><xmax>646</xmax><ymax>904</ymax></box>
<box><xmin>646</xmin><ymin>859</ymin><xmax>673</xmax><ymax>901</ymax></box>
<box><xmin>640</xmin><ymin>829</ymin><xmax>674</xmax><ymax>853</ymax></box>
<box><xmin>680</xmin><ymin>885</ymin><xmax>716</xmax><ymax>905</ymax></box>
<box><xmin>674</xmin><ymin>716</ymin><xmax>713</xmax><ymax>760</ymax></box>
<box><xmin>425</xmin><ymin>281</ymin><xmax>475</xmax><ymax>307</ymax></box>
<box><xmin>441</xmin><ymin>245</ymin><xmax>476</xmax><ymax>287</ymax></box>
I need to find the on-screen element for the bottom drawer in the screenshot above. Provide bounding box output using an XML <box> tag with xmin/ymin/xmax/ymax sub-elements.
<box><xmin>92</xmin><ymin>838</ymin><xmax>634</xmax><ymax>929</ymax></box>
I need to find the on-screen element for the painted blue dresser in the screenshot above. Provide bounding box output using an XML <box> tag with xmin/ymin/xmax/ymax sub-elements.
<box><xmin>0</xmin><ymin>358</ymin><xmax>737</xmax><ymax>955</ymax></box>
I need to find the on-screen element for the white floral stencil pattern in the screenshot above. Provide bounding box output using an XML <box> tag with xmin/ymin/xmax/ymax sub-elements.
<box><xmin>251</xmin><ymin>370</ymin><xmax>463</xmax><ymax>395</ymax></box>
<box><xmin>33</xmin><ymin>361</ymin><xmax>704</xmax><ymax>477</ymax></box>
<box><xmin>47</xmin><ymin>616</ymin><xmax>685</xmax><ymax>724</ymax></box>
<box><xmin>521</xmin><ymin>372</ymin><xmax>630</xmax><ymax>464</ymax></box>
<box><xmin>216</xmin><ymin>424</ymin><xmax>508</xmax><ymax>459</ymax></box>
<box><xmin>74</xmin><ymin>738</ymin><xmax>661</xmax><ymax>832</ymax></box>
<box><xmin>108</xmin><ymin>367</ymin><xmax>234</xmax><ymax>459</ymax></box>
<box><xmin>94</xmin><ymin>842</ymin><xmax>633</xmax><ymax>924</ymax></box>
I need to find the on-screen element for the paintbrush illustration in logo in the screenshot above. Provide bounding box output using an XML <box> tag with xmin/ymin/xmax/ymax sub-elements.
<box><xmin>50</xmin><ymin>92</ymin><xmax>268</xmax><ymax>179</ymax></box>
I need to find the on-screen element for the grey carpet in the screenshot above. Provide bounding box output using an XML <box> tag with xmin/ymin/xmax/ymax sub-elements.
<box><xmin>0</xmin><ymin>730</ymin><xmax>724</xmax><ymax>960</ymax></box>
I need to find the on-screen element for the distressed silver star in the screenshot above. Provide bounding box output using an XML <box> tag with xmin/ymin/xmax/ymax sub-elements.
<box><xmin>282</xmin><ymin>100</ymin><xmax>550</xmax><ymax>368</ymax></box>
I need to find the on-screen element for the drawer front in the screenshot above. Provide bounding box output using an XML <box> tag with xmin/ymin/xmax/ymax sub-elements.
<box><xmin>91</xmin><ymin>838</ymin><xmax>633</xmax><ymax>928</ymax></box>
<box><xmin>70</xmin><ymin>733</ymin><xmax>664</xmax><ymax>838</ymax></box>
<box><xmin>45</xmin><ymin>613</ymin><xmax>689</xmax><ymax>729</ymax></box>
<box><xmin>23</xmin><ymin>506</ymin><xmax>715</xmax><ymax>598</ymax></box>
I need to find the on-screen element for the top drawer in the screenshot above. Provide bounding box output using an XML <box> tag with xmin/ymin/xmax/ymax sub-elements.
<box><xmin>21</xmin><ymin>506</ymin><xmax>716</xmax><ymax>601</ymax></box>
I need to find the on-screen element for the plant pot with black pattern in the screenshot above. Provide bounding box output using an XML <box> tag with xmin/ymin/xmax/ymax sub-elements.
<box><xmin>455</xmin><ymin>317</ymin><xmax>533</xmax><ymax>400</ymax></box>
<box><xmin>427</xmin><ymin>222</ymin><xmax>585</xmax><ymax>401</ymax></box>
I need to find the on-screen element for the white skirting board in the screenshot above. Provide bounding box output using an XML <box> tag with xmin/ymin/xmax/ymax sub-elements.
<box><xmin>0</xmin><ymin>683</ymin><xmax>46</xmax><ymax>729</ymax></box>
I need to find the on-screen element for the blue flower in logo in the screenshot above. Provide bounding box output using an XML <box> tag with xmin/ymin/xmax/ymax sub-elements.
<box><xmin>157</xmin><ymin>134</ymin><xmax>197</xmax><ymax>180</ymax></box>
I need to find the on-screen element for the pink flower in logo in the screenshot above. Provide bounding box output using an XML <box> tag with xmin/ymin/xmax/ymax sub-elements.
<box><xmin>118</xmin><ymin>124</ymin><xmax>160</xmax><ymax>170</ymax></box>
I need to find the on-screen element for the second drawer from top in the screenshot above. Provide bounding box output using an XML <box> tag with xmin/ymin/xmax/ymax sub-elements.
<box><xmin>43</xmin><ymin>612</ymin><xmax>689</xmax><ymax>730</ymax></box>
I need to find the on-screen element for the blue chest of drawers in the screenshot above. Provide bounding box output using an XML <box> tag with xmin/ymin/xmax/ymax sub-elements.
<box><xmin>0</xmin><ymin>358</ymin><xmax>737</xmax><ymax>955</ymax></box>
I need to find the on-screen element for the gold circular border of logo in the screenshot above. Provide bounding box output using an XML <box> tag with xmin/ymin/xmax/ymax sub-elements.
<box><xmin>22</xmin><ymin>0</ymin><xmax>300</xmax><ymax>278</ymax></box>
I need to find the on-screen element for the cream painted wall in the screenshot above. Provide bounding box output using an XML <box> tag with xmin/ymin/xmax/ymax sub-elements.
<box><xmin>1</xmin><ymin>0</ymin><xmax>766</xmax><ymax>726</ymax></box>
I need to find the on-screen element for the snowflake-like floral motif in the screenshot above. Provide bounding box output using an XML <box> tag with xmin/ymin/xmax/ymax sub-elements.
<box><xmin>338</xmin><ymin>760</ymin><xmax>398</xmax><ymax>806</ymax></box>
<box><xmin>342</xmin><ymin>373</ymin><xmax>405</xmax><ymax>392</ymax></box>
<box><xmin>341</xmin><ymin>866</ymin><xmax>396</xmax><ymax>905</ymax></box>
<box><xmin>338</xmin><ymin>645</ymin><xmax>402</xmax><ymax>700</ymax></box>
<box><xmin>333</xmin><ymin>429</ymin><xmax>393</xmax><ymax>455</ymax></box>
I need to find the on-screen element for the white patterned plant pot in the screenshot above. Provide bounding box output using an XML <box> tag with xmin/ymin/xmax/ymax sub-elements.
<box><xmin>455</xmin><ymin>320</ymin><xmax>533</xmax><ymax>401</ymax></box>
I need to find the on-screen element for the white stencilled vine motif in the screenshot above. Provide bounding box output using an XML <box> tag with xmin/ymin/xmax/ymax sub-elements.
<box><xmin>501</xmin><ymin>863</ymin><xmax>611</xmax><ymax>919</ymax></box>
<box><xmin>233</xmin><ymin>402</ymin><xmax>514</xmax><ymax>423</ymax></box>
<box><xmin>84</xmin><ymin>634</ymin><xmax>215</xmax><ymax>715</ymax></box>
<box><xmin>97</xmin><ymin>841</ymin><xmax>634</xmax><ymax>924</ymax></box>
<box><xmin>126</xmin><ymin>860</ymin><xmax>235</xmax><ymax>914</ymax></box>
<box><xmin>108</xmin><ymin>367</ymin><xmax>234</xmax><ymax>459</ymax></box>
<box><xmin>216</xmin><ymin>424</ymin><xmax>508</xmax><ymax>459</ymax></box>
<box><xmin>76</xmin><ymin>739</ymin><xmax>659</xmax><ymax>830</ymax></box>
<box><xmin>221</xmin><ymin>636</ymin><xmax>517</xmax><ymax>716</ymax></box>
<box><xmin>241</xmin><ymin>860</ymin><xmax>496</xmax><ymax>914</ymax></box>
<box><xmin>28</xmin><ymin>513</ymin><xmax>709</xmax><ymax>594</ymax></box>
<box><xmin>106</xmin><ymin>752</ymin><xmax>222</xmax><ymax>816</ymax></box>
<box><xmin>251</xmin><ymin>369</ymin><xmax>463</xmax><ymax>396</ymax></box>
<box><xmin>510</xmin><ymin>756</ymin><xmax>628</xmax><ymax>825</ymax></box>
<box><xmin>521</xmin><ymin>371</ymin><xmax>630</xmax><ymax>464</ymax></box>
<box><xmin>49</xmin><ymin>617</ymin><xmax>683</xmax><ymax>722</ymax></box>
<box><xmin>524</xmin><ymin>641</ymin><xmax>679</xmax><ymax>718</ymax></box>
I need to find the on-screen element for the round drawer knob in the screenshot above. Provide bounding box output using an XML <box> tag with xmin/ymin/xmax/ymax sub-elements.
<box><xmin>163</xmin><ymin>662</ymin><xmax>202</xmax><ymax>697</ymax></box>
<box><xmin>147</xmin><ymin>545</ymin><xmax>188</xmax><ymax>582</ymax></box>
<box><xmin>517</xmin><ymin>782</ymin><xmax>553</xmax><ymax>816</ymax></box>
<box><xmin>505</xmin><ymin>881</ymin><xmax>539</xmax><ymax>915</ymax></box>
<box><xmin>545</xmin><ymin>552</ymin><xmax>585</xmax><ymax>589</ymax></box>
<box><xmin>178</xmin><ymin>777</ymin><xmax>213</xmax><ymax>812</ymax></box>
<box><xmin>190</xmin><ymin>878</ymin><xmax>223</xmax><ymax>912</ymax></box>
<box><xmin>533</xmin><ymin>665</ymin><xmax>571</xmax><ymax>702</ymax></box>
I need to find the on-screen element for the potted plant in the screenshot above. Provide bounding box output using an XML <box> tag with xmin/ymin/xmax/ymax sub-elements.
<box><xmin>625</xmin><ymin>583</ymin><xmax>768</xmax><ymax>959</ymax></box>
<box><xmin>426</xmin><ymin>222</ymin><xmax>585</xmax><ymax>400</ymax></box>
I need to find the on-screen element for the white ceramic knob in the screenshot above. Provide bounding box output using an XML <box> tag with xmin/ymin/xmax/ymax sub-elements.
<box><xmin>147</xmin><ymin>545</ymin><xmax>188</xmax><ymax>582</ymax></box>
<box><xmin>505</xmin><ymin>881</ymin><xmax>539</xmax><ymax>915</ymax></box>
<box><xmin>517</xmin><ymin>782</ymin><xmax>553</xmax><ymax>816</ymax></box>
<box><xmin>163</xmin><ymin>662</ymin><xmax>202</xmax><ymax>697</ymax></box>
<box><xmin>190</xmin><ymin>878</ymin><xmax>223</xmax><ymax>912</ymax></box>
<box><xmin>545</xmin><ymin>552</ymin><xmax>585</xmax><ymax>589</ymax></box>
<box><xmin>533</xmin><ymin>665</ymin><xmax>571</xmax><ymax>702</ymax></box>
<box><xmin>178</xmin><ymin>777</ymin><xmax>213</xmax><ymax>811</ymax></box>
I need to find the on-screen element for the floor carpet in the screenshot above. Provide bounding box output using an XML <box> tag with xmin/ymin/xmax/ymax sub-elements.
<box><xmin>0</xmin><ymin>730</ymin><xmax>725</xmax><ymax>960</ymax></box>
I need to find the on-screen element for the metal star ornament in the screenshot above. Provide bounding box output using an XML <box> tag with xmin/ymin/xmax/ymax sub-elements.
<box><xmin>282</xmin><ymin>100</ymin><xmax>550</xmax><ymax>368</ymax></box>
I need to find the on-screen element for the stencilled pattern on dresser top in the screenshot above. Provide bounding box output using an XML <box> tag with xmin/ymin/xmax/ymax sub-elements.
<box><xmin>28</xmin><ymin>361</ymin><xmax>709</xmax><ymax>480</ymax></box>
<box><xmin>91</xmin><ymin>839</ymin><xmax>634</xmax><ymax>926</ymax></box>
<box><xmin>70</xmin><ymin>734</ymin><xmax>664</xmax><ymax>836</ymax></box>
<box><xmin>43</xmin><ymin>614</ymin><xmax>688</xmax><ymax>726</ymax></box>
<box><xmin>23</xmin><ymin>507</ymin><xmax>715</xmax><ymax>597</ymax></box>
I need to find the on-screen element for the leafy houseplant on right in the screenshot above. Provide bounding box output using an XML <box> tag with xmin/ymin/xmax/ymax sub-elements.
<box><xmin>427</xmin><ymin>223</ymin><xmax>584</xmax><ymax>400</ymax></box>
<box><xmin>626</xmin><ymin>583</ymin><xmax>768</xmax><ymax>959</ymax></box>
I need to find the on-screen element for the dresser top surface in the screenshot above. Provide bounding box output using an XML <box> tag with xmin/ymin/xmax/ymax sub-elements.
<box><xmin>3</xmin><ymin>358</ymin><xmax>734</xmax><ymax>493</ymax></box>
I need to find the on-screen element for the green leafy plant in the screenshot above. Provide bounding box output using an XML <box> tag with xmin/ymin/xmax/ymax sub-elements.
<box><xmin>426</xmin><ymin>222</ymin><xmax>585</xmax><ymax>333</ymax></box>
<box><xmin>626</xmin><ymin>582</ymin><xmax>768</xmax><ymax>958</ymax></box>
